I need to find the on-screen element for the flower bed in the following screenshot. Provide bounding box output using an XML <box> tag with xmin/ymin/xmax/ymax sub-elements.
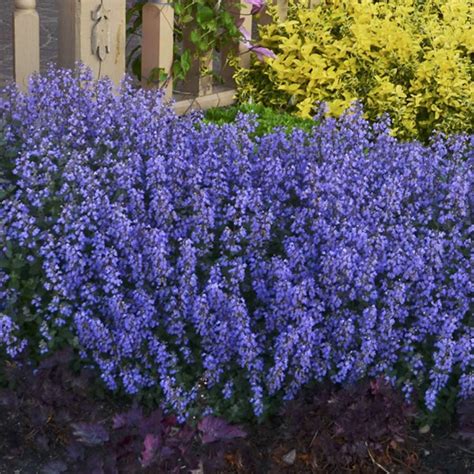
<box><xmin>0</xmin><ymin>69</ymin><xmax>472</xmax><ymax>421</ymax></box>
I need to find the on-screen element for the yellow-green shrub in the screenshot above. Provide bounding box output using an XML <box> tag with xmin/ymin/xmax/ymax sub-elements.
<box><xmin>235</xmin><ymin>0</ymin><xmax>473</xmax><ymax>139</ymax></box>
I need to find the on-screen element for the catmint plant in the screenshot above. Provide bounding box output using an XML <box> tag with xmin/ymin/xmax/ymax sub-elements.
<box><xmin>0</xmin><ymin>67</ymin><xmax>472</xmax><ymax>419</ymax></box>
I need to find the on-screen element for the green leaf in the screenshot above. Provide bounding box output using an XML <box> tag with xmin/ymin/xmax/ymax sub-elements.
<box><xmin>181</xmin><ymin>14</ymin><xmax>193</xmax><ymax>23</ymax></box>
<box><xmin>10</xmin><ymin>258</ymin><xmax>25</xmax><ymax>270</ymax></box>
<box><xmin>131</xmin><ymin>56</ymin><xmax>142</xmax><ymax>82</ymax></box>
<box><xmin>148</xmin><ymin>67</ymin><xmax>169</xmax><ymax>85</ymax></box>
<box><xmin>196</xmin><ymin>5</ymin><xmax>214</xmax><ymax>27</ymax></box>
<box><xmin>5</xmin><ymin>242</ymin><xmax>13</xmax><ymax>259</ymax></box>
<box><xmin>190</xmin><ymin>30</ymin><xmax>201</xmax><ymax>46</ymax></box>
<box><xmin>180</xmin><ymin>50</ymin><xmax>192</xmax><ymax>75</ymax></box>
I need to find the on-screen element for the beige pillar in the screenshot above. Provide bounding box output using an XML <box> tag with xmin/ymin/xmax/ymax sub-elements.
<box><xmin>220</xmin><ymin>0</ymin><xmax>252</xmax><ymax>87</ymax></box>
<box><xmin>13</xmin><ymin>0</ymin><xmax>40</xmax><ymax>91</ymax></box>
<box><xmin>259</xmin><ymin>0</ymin><xmax>288</xmax><ymax>25</ymax></box>
<box><xmin>58</xmin><ymin>0</ymin><xmax>126</xmax><ymax>87</ymax></box>
<box><xmin>141</xmin><ymin>2</ymin><xmax>174</xmax><ymax>99</ymax></box>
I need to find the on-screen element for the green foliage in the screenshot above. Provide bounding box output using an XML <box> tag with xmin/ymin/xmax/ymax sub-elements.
<box><xmin>126</xmin><ymin>1</ymin><xmax>146</xmax><ymax>80</ymax></box>
<box><xmin>127</xmin><ymin>0</ymin><xmax>241</xmax><ymax>87</ymax></box>
<box><xmin>234</xmin><ymin>0</ymin><xmax>474</xmax><ymax>140</ymax></box>
<box><xmin>413</xmin><ymin>367</ymin><xmax>461</xmax><ymax>432</ymax></box>
<box><xmin>204</xmin><ymin>103</ymin><xmax>317</xmax><ymax>136</ymax></box>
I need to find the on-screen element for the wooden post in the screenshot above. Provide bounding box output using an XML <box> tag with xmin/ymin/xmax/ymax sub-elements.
<box><xmin>141</xmin><ymin>1</ymin><xmax>174</xmax><ymax>99</ymax></box>
<box><xmin>58</xmin><ymin>0</ymin><xmax>126</xmax><ymax>86</ymax></box>
<box><xmin>13</xmin><ymin>0</ymin><xmax>40</xmax><ymax>91</ymax></box>
<box><xmin>220</xmin><ymin>0</ymin><xmax>252</xmax><ymax>87</ymax></box>
<box><xmin>181</xmin><ymin>22</ymin><xmax>213</xmax><ymax>97</ymax></box>
<box><xmin>259</xmin><ymin>0</ymin><xmax>288</xmax><ymax>25</ymax></box>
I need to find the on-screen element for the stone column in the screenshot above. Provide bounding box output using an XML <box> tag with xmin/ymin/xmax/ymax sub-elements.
<box><xmin>141</xmin><ymin>1</ymin><xmax>174</xmax><ymax>99</ymax></box>
<box><xmin>13</xmin><ymin>0</ymin><xmax>40</xmax><ymax>91</ymax></box>
<box><xmin>58</xmin><ymin>0</ymin><xmax>126</xmax><ymax>86</ymax></box>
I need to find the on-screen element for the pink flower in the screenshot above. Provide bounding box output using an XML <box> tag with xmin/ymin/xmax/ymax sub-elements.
<box><xmin>244</xmin><ymin>0</ymin><xmax>265</xmax><ymax>15</ymax></box>
<box><xmin>239</xmin><ymin>24</ymin><xmax>252</xmax><ymax>43</ymax></box>
<box><xmin>239</xmin><ymin>25</ymin><xmax>276</xmax><ymax>61</ymax></box>
<box><xmin>249</xmin><ymin>45</ymin><xmax>276</xmax><ymax>61</ymax></box>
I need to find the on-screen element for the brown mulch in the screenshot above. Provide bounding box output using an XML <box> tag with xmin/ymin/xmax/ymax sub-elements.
<box><xmin>0</xmin><ymin>355</ymin><xmax>472</xmax><ymax>474</ymax></box>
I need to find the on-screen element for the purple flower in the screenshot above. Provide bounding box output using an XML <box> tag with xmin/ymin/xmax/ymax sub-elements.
<box><xmin>0</xmin><ymin>67</ymin><xmax>472</xmax><ymax>419</ymax></box>
<box><xmin>244</xmin><ymin>0</ymin><xmax>265</xmax><ymax>15</ymax></box>
<box><xmin>239</xmin><ymin>24</ymin><xmax>276</xmax><ymax>61</ymax></box>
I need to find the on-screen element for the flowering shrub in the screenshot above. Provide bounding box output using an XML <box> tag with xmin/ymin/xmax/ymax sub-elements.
<box><xmin>0</xmin><ymin>68</ymin><xmax>472</xmax><ymax>420</ymax></box>
<box><xmin>234</xmin><ymin>0</ymin><xmax>474</xmax><ymax>140</ymax></box>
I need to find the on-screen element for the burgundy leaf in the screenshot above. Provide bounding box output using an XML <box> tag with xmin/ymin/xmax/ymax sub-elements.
<box><xmin>40</xmin><ymin>460</ymin><xmax>68</xmax><ymax>474</ymax></box>
<box><xmin>198</xmin><ymin>416</ymin><xmax>246</xmax><ymax>444</ymax></box>
<box><xmin>160</xmin><ymin>446</ymin><xmax>175</xmax><ymax>460</ymax></box>
<box><xmin>139</xmin><ymin>408</ymin><xmax>163</xmax><ymax>436</ymax></box>
<box><xmin>103</xmin><ymin>452</ymin><xmax>119</xmax><ymax>474</ymax></box>
<box><xmin>0</xmin><ymin>388</ymin><xmax>18</xmax><ymax>408</ymax></box>
<box><xmin>177</xmin><ymin>424</ymin><xmax>196</xmax><ymax>445</ymax></box>
<box><xmin>457</xmin><ymin>398</ymin><xmax>474</xmax><ymax>443</ymax></box>
<box><xmin>38</xmin><ymin>348</ymin><xmax>74</xmax><ymax>370</ymax></box>
<box><xmin>85</xmin><ymin>451</ymin><xmax>105</xmax><ymax>474</ymax></box>
<box><xmin>140</xmin><ymin>433</ymin><xmax>161</xmax><ymax>468</ymax></box>
<box><xmin>28</xmin><ymin>404</ymin><xmax>51</xmax><ymax>427</ymax></box>
<box><xmin>65</xmin><ymin>441</ymin><xmax>85</xmax><ymax>462</ymax></box>
<box><xmin>165</xmin><ymin>424</ymin><xmax>196</xmax><ymax>455</ymax></box>
<box><xmin>40</xmin><ymin>380</ymin><xmax>64</xmax><ymax>405</ymax></box>
<box><xmin>458</xmin><ymin>398</ymin><xmax>474</xmax><ymax>428</ymax></box>
<box><xmin>163</xmin><ymin>414</ymin><xmax>178</xmax><ymax>427</ymax></box>
<box><xmin>112</xmin><ymin>406</ymin><xmax>143</xmax><ymax>430</ymax></box>
<box><xmin>115</xmin><ymin>433</ymin><xmax>139</xmax><ymax>456</ymax></box>
<box><xmin>71</xmin><ymin>422</ymin><xmax>109</xmax><ymax>446</ymax></box>
<box><xmin>370</xmin><ymin>378</ymin><xmax>381</xmax><ymax>395</ymax></box>
<box><xmin>35</xmin><ymin>434</ymin><xmax>50</xmax><ymax>452</ymax></box>
<box><xmin>55</xmin><ymin>408</ymin><xmax>72</xmax><ymax>424</ymax></box>
<box><xmin>69</xmin><ymin>369</ymin><xmax>92</xmax><ymax>393</ymax></box>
